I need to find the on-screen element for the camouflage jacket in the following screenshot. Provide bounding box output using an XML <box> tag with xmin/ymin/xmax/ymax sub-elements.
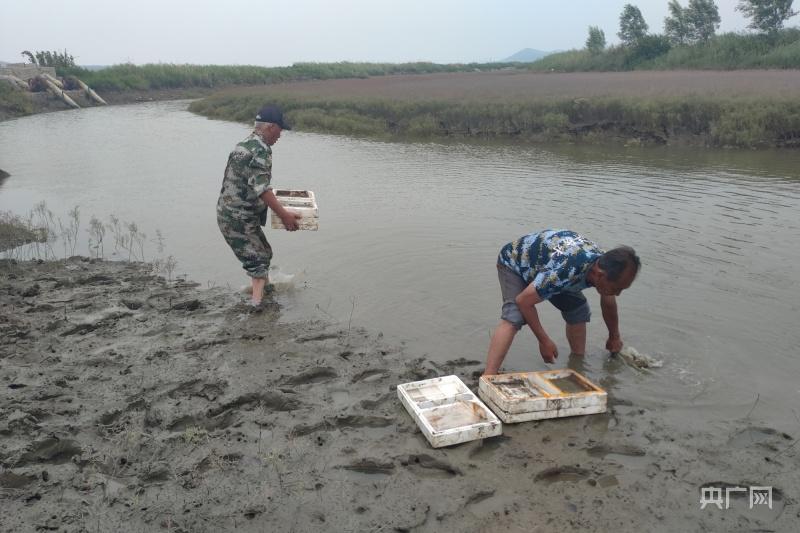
<box><xmin>216</xmin><ymin>133</ymin><xmax>272</xmax><ymax>221</ymax></box>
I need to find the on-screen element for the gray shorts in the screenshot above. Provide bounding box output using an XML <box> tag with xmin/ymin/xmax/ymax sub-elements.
<box><xmin>497</xmin><ymin>263</ymin><xmax>591</xmax><ymax>329</ymax></box>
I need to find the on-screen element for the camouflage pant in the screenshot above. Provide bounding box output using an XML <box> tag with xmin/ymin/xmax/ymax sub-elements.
<box><xmin>217</xmin><ymin>209</ymin><xmax>272</xmax><ymax>278</ymax></box>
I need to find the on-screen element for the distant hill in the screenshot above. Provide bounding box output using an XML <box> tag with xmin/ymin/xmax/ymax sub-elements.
<box><xmin>503</xmin><ymin>48</ymin><xmax>552</xmax><ymax>62</ymax></box>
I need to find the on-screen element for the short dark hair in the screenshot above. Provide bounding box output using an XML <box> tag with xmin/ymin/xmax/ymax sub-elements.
<box><xmin>598</xmin><ymin>246</ymin><xmax>640</xmax><ymax>281</ymax></box>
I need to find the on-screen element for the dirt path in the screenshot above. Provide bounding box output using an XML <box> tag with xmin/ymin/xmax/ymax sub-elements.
<box><xmin>1</xmin><ymin>258</ymin><xmax>797</xmax><ymax>532</ymax></box>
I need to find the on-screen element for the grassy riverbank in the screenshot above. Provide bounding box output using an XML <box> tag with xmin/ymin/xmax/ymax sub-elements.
<box><xmin>56</xmin><ymin>61</ymin><xmax>523</xmax><ymax>92</ymax></box>
<box><xmin>189</xmin><ymin>72</ymin><xmax>800</xmax><ymax>149</ymax></box>
<box><xmin>0</xmin><ymin>62</ymin><xmax>522</xmax><ymax>121</ymax></box>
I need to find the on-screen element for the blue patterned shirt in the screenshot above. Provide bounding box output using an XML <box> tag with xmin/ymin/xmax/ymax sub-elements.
<box><xmin>498</xmin><ymin>230</ymin><xmax>604</xmax><ymax>300</ymax></box>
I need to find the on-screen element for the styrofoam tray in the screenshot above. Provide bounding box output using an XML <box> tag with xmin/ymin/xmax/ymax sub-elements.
<box><xmin>397</xmin><ymin>375</ymin><xmax>502</xmax><ymax>448</ymax></box>
<box><xmin>478</xmin><ymin>369</ymin><xmax>606</xmax><ymax>423</ymax></box>
<box><xmin>271</xmin><ymin>189</ymin><xmax>319</xmax><ymax>230</ymax></box>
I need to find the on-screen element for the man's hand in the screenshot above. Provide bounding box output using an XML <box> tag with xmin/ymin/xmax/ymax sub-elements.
<box><xmin>606</xmin><ymin>334</ymin><xmax>623</xmax><ymax>354</ymax></box>
<box><xmin>280</xmin><ymin>210</ymin><xmax>302</xmax><ymax>231</ymax></box>
<box><xmin>539</xmin><ymin>337</ymin><xmax>558</xmax><ymax>364</ymax></box>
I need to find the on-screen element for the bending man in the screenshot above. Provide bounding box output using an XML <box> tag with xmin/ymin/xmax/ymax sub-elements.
<box><xmin>484</xmin><ymin>229</ymin><xmax>640</xmax><ymax>375</ymax></box>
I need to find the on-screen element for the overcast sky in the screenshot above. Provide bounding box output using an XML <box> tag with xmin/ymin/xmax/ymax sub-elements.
<box><xmin>0</xmin><ymin>1</ymin><xmax>780</xmax><ymax>66</ymax></box>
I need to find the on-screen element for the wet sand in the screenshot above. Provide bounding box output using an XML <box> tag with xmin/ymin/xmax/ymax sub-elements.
<box><xmin>1</xmin><ymin>258</ymin><xmax>797</xmax><ymax>532</ymax></box>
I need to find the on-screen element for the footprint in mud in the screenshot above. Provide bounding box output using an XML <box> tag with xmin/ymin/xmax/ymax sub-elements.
<box><xmin>120</xmin><ymin>299</ymin><xmax>143</xmax><ymax>310</ymax></box>
<box><xmin>294</xmin><ymin>332</ymin><xmax>339</xmax><ymax>343</ymax></box>
<box><xmin>78</xmin><ymin>274</ymin><xmax>116</xmax><ymax>285</ymax></box>
<box><xmin>727</xmin><ymin>426</ymin><xmax>793</xmax><ymax>452</ymax></box>
<box><xmin>430</xmin><ymin>358</ymin><xmax>482</xmax><ymax>374</ymax></box>
<box><xmin>167</xmin><ymin>379</ymin><xmax>227</xmax><ymax>402</ymax></box>
<box><xmin>399</xmin><ymin>454</ymin><xmax>462</xmax><ymax>478</ymax></box>
<box><xmin>400</xmin><ymin>358</ymin><xmax>439</xmax><ymax>381</ymax></box>
<box><xmin>282</xmin><ymin>366</ymin><xmax>338</xmax><ymax>385</ymax></box>
<box><xmin>596</xmin><ymin>474</ymin><xmax>619</xmax><ymax>488</ymax></box>
<box><xmin>465</xmin><ymin>489</ymin><xmax>496</xmax><ymax>506</ymax></box>
<box><xmin>444</xmin><ymin>358</ymin><xmax>482</xmax><ymax>368</ymax></box>
<box><xmin>15</xmin><ymin>437</ymin><xmax>82</xmax><ymax>466</ymax></box>
<box><xmin>333</xmin><ymin>415</ymin><xmax>394</xmax><ymax>429</ymax></box>
<box><xmin>138</xmin><ymin>462</ymin><xmax>172</xmax><ymax>482</ymax></box>
<box><xmin>585</xmin><ymin>443</ymin><xmax>646</xmax><ymax>458</ymax></box>
<box><xmin>243</xmin><ymin>504</ymin><xmax>266</xmax><ymax>520</ymax></box>
<box><xmin>468</xmin><ymin>435</ymin><xmax>512</xmax><ymax>459</ymax></box>
<box><xmin>351</xmin><ymin>368</ymin><xmax>390</xmax><ymax>384</ymax></box>
<box><xmin>97</xmin><ymin>397</ymin><xmax>147</xmax><ymax>426</ymax></box>
<box><xmin>534</xmin><ymin>465</ymin><xmax>592</xmax><ymax>483</ymax></box>
<box><xmin>0</xmin><ymin>471</ymin><xmax>38</xmax><ymax>489</ymax></box>
<box><xmin>335</xmin><ymin>458</ymin><xmax>396</xmax><ymax>475</ymax></box>
<box><xmin>168</xmin><ymin>410</ymin><xmax>238</xmax><ymax>432</ymax></box>
<box><xmin>196</xmin><ymin>452</ymin><xmax>243</xmax><ymax>474</ymax></box>
<box><xmin>288</xmin><ymin>415</ymin><xmax>393</xmax><ymax>436</ymax></box>
<box><xmin>359</xmin><ymin>392</ymin><xmax>393</xmax><ymax>411</ymax></box>
<box><xmin>170</xmin><ymin>299</ymin><xmax>202</xmax><ymax>311</ymax></box>
<box><xmin>207</xmin><ymin>391</ymin><xmax>301</xmax><ymax>417</ymax></box>
<box><xmin>290</xmin><ymin>420</ymin><xmax>334</xmax><ymax>437</ymax></box>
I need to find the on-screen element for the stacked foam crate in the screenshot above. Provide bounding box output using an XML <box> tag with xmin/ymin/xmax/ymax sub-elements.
<box><xmin>270</xmin><ymin>189</ymin><xmax>319</xmax><ymax>230</ymax></box>
<box><xmin>478</xmin><ymin>369</ymin><xmax>607</xmax><ymax>423</ymax></box>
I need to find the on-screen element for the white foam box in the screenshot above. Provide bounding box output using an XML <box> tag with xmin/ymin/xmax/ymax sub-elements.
<box><xmin>478</xmin><ymin>369</ymin><xmax>606</xmax><ymax>423</ymax></box>
<box><xmin>397</xmin><ymin>375</ymin><xmax>502</xmax><ymax>448</ymax></box>
<box><xmin>270</xmin><ymin>189</ymin><xmax>319</xmax><ymax>230</ymax></box>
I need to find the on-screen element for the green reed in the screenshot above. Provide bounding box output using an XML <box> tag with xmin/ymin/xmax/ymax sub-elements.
<box><xmin>190</xmin><ymin>91</ymin><xmax>800</xmax><ymax>149</ymax></box>
<box><xmin>56</xmin><ymin>61</ymin><xmax>524</xmax><ymax>92</ymax></box>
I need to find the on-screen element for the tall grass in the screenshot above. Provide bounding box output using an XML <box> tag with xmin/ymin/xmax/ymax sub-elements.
<box><xmin>57</xmin><ymin>61</ymin><xmax>524</xmax><ymax>92</ymax></box>
<box><xmin>0</xmin><ymin>82</ymin><xmax>34</xmax><ymax>116</ymax></box>
<box><xmin>1</xmin><ymin>201</ymin><xmax>177</xmax><ymax>279</ymax></box>
<box><xmin>190</xmin><ymin>92</ymin><xmax>800</xmax><ymax>149</ymax></box>
<box><xmin>530</xmin><ymin>29</ymin><xmax>800</xmax><ymax>71</ymax></box>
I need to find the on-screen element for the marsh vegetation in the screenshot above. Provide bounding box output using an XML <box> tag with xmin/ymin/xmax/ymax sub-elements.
<box><xmin>189</xmin><ymin>71</ymin><xmax>800</xmax><ymax>148</ymax></box>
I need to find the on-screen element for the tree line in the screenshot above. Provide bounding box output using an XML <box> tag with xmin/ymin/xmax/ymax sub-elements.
<box><xmin>20</xmin><ymin>49</ymin><xmax>77</xmax><ymax>68</ymax></box>
<box><xmin>585</xmin><ymin>0</ymin><xmax>797</xmax><ymax>55</ymax></box>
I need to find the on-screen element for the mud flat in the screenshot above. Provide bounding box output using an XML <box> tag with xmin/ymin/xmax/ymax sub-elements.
<box><xmin>1</xmin><ymin>258</ymin><xmax>797</xmax><ymax>532</ymax></box>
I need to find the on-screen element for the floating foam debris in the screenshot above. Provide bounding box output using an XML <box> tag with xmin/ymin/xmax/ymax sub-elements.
<box><xmin>615</xmin><ymin>346</ymin><xmax>663</xmax><ymax>369</ymax></box>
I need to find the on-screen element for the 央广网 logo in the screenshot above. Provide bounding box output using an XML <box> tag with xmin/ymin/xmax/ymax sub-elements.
<box><xmin>700</xmin><ymin>485</ymin><xmax>772</xmax><ymax>510</ymax></box>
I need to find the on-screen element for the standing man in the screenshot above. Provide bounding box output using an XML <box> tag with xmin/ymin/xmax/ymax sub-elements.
<box><xmin>484</xmin><ymin>229</ymin><xmax>640</xmax><ymax>375</ymax></box>
<box><xmin>217</xmin><ymin>105</ymin><xmax>302</xmax><ymax>306</ymax></box>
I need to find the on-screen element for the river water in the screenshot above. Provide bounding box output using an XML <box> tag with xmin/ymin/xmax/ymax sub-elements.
<box><xmin>1</xmin><ymin>100</ymin><xmax>799</xmax><ymax>431</ymax></box>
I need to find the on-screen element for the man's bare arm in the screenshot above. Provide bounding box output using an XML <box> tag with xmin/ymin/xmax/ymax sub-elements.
<box><xmin>600</xmin><ymin>294</ymin><xmax>623</xmax><ymax>352</ymax></box>
<box><xmin>260</xmin><ymin>190</ymin><xmax>301</xmax><ymax>231</ymax></box>
<box><xmin>516</xmin><ymin>284</ymin><xmax>559</xmax><ymax>363</ymax></box>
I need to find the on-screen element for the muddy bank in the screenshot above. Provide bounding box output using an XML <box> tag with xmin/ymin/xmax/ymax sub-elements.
<box><xmin>0</xmin><ymin>87</ymin><xmax>217</xmax><ymax>122</ymax></box>
<box><xmin>1</xmin><ymin>258</ymin><xmax>797</xmax><ymax>532</ymax></box>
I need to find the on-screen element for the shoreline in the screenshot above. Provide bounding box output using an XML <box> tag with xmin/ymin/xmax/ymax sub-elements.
<box><xmin>4</xmin><ymin>70</ymin><xmax>800</xmax><ymax>148</ymax></box>
<box><xmin>0</xmin><ymin>87</ymin><xmax>218</xmax><ymax>122</ymax></box>
<box><xmin>1</xmin><ymin>257</ymin><xmax>796</xmax><ymax>532</ymax></box>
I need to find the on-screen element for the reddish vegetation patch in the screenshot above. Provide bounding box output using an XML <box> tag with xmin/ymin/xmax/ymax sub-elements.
<box><xmin>223</xmin><ymin>70</ymin><xmax>800</xmax><ymax>101</ymax></box>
